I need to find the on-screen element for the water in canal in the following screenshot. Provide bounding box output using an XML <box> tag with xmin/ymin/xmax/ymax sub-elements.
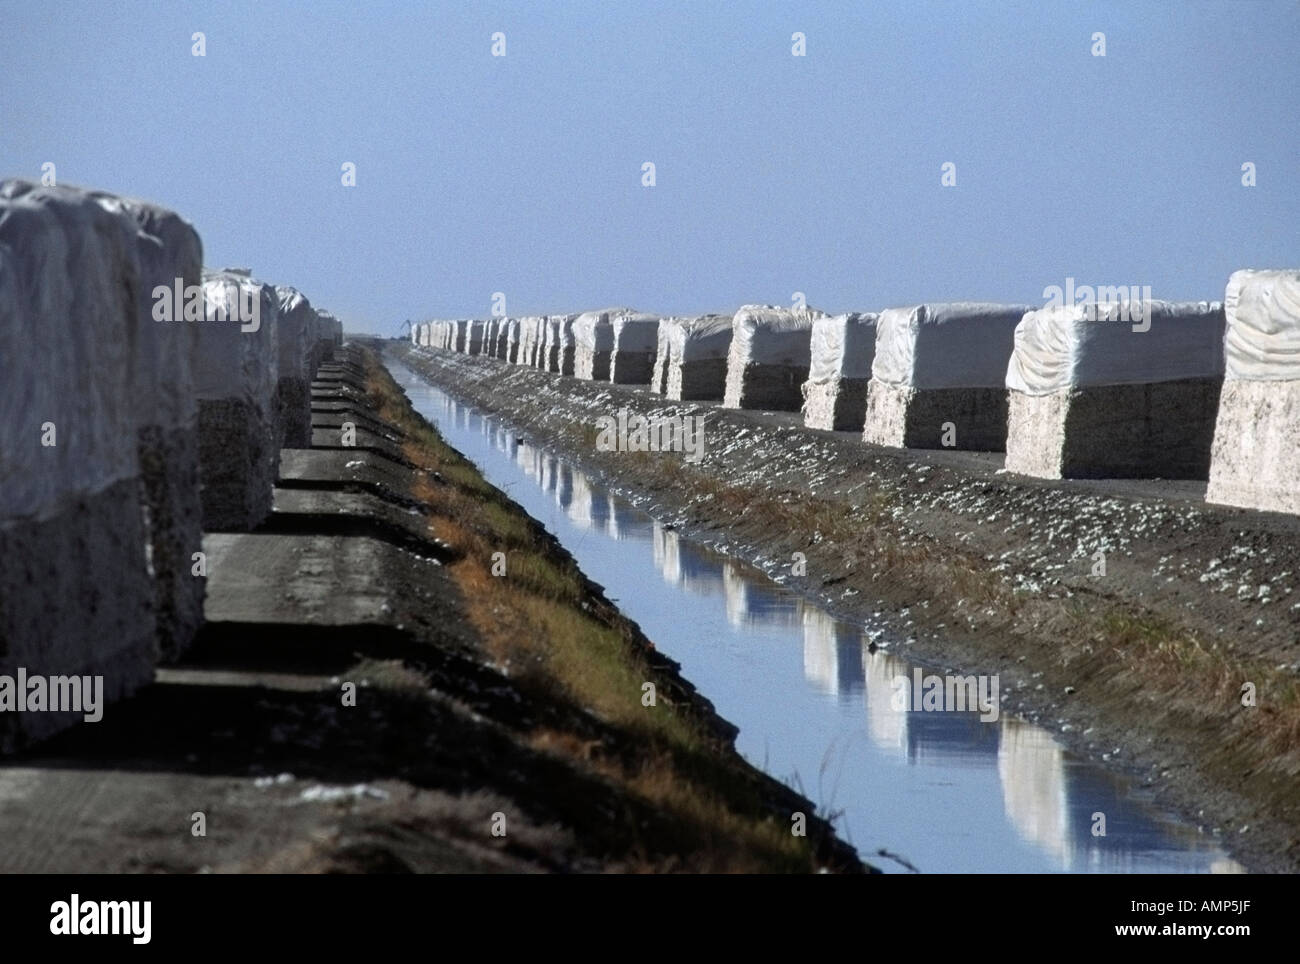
<box><xmin>388</xmin><ymin>357</ymin><xmax>1243</xmax><ymax>874</ymax></box>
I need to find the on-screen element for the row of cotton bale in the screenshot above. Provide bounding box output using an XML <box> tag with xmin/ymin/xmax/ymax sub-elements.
<box><xmin>412</xmin><ymin>277</ymin><xmax>1300</xmax><ymax>514</ymax></box>
<box><xmin>0</xmin><ymin>180</ymin><xmax>344</xmax><ymax>753</ymax></box>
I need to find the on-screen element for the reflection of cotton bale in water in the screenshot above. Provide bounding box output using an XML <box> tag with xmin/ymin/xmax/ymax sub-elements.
<box><xmin>801</xmin><ymin>608</ymin><xmax>867</xmax><ymax>696</ymax></box>
<box><xmin>589</xmin><ymin>484</ymin><xmax>612</xmax><ymax>532</ymax></box>
<box><xmin>554</xmin><ymin>462</ymin><xmax>574</xmax><ymax>512</ymax></box>
<box><xmin>653</xmin><ymin>527</ymin><xmax>724</xmax><ymax>595</ymax></box>
<box><xmin>566</xmin><ymin>469</ymin><xmax>596</xmax><ymax>530</ymax></box>
<box><xmin>652</xmin><ymin>521</ymin><xmax>682</xmax><ymax>585</ymax></box>
<box><xmin>997</xmin><ymin>719</ymin><xmax>1071</xmax><ymax>866</ymax></box>
<box><xmin>514</xmin><ymin>441</ymin><xmax>540</xmax><ymax>484</ymax></box>
<box><xmin>604</xmin><ymin>494</ymin><xmax>624</xmax><ymax>539</ymax></box>
<box><xmin>539</xmin><ymin>452</ymin><xmax>555</xmax><ymax>495</ymax></box>
<box><xmin>722</xmin><ymin>559</ymin><xmax>802</xmax><ymax>629</ymax></box>
<box><xmin>862</xmin><ymin>651</ymin><xmax>909</xmax><ymax>751</ymax></box>
<box><xmin>861</xmin><ymin>651</ymin><xmax>1002</xmax><ymax>761</ymax></box>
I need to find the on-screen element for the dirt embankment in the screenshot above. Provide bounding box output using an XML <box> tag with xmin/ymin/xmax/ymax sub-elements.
<box><xmin>0</xmin><ymin>345</ymin><xmax>862</xmax><ymax>874</ymax></box>
<box><xmin>392</xmin><ymin>342</ymin><xmax>1300</xmax><ymax>874</ymax></box>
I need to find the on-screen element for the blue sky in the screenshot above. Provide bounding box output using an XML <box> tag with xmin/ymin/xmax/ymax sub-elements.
<box><xmin>2</xmin><ymin>0</ymin><xmax>1296</xmax><ymax>335</ymax></box>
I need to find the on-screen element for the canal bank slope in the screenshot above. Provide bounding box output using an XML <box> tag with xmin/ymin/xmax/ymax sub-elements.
<box><xmin>390</xmin><ymin>341</ymin><xmax>1300</xmax><ymax>874</ymax></box>
<box><xmin>0</xmin><ymin>345</ymin><xmax>862</xmax><ymax>874</ymax></box>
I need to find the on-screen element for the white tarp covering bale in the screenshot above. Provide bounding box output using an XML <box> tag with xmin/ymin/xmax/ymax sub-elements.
<box><xmin>505</xmin><ymin>318</ymin><xmax>521</xmax><ymax>363</ymax></box>
<box><xmin>723</xmin><ymin>305</ymin><xmax>824</xmax><ymax>411</ymax></box>
<box><xmin>531</xmin><ymin>316</ymin><xmax>547</xmax><ymax>367</ymax></box>
<box><xmin>1005</xmin><ymin>301</ymin><xmax>1226</xmax><ymax>479</ymax></box>
<box><xmin>554</xmin><ymin>314</ymin><xmax>577</xmax><ymax>375</ymax></box>
<box><xmin>539</xmin><ymin>315</ymin><xmax>568</xmax><ymax>371</ymax></box>
<box><xmin>517</xmin><ymin>316</ymin><xmax>542</xmax><ymax>367</ymax></box>
<box><xmin>114</xmin><ymin>192</ymin><xmax>207</xmax><ymax>662</ymax></box>
<box><xmin>0</xmin><ymin>181</ymin><xmax>162</xmax><ymax>750</ymax></box>
<box><xmin>483</xmin><ymin>319</ymin><xmax>499</xmax><ymax>357</ymax></box>
<box><xmin>541</xmin><ymin>315</ymin><xmax>564</xmax><ymax>372</ymax></box>
<box><xmin>650</xmin><ymin>318</ymin><xmax>676</xmax><ymax>394</ymax></box>
<box><xmin>863</xmin><ymin>302</ymin><xmax>1032</xmax><ymax>450</ymax></box>
<box><xmin>574</xmin><ymin>308</ymin><xmax>638</xmax><ymax>381</ymax></box>
<box><xmin>514</xmin><ymin>316</ymin><xmax>531</xmax><ymax>365</ymax></box>
<box><xmin>302</xmin><ymin>298</ymin><xmax>326</xmax><ymax>376</ymax></box>
<box><xmin>538</xmin><ymin>316</ymin><xmax>556</xmax><ymax>370</ymax></box>
<box><xmin>196</xmin><ymin>269</ymin><xmax>281</xmax><ymax>530</ymax></box>
<box><xmin>667</xmin><ymin>314</ymin><xmax>734</xmax><ymax>401</ymax></box>
<box><xmin>610</xmin><ymin>311</ymin><xmax>662</xmax><ymax>384</ymax></box>
<box><xmin>1207</xmin><ymin>269</ymin><xmax>1300</xmax><ymax>513</ymax></box>
<box><xmin>801</xmin><ymin>312</ymin><xmax>879</xmax><ymax>431</ymax></box>
<box><xmin>273</xmin><ymin>286</ymin><xmax>317</xmax><ymax>448</ymax></box>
